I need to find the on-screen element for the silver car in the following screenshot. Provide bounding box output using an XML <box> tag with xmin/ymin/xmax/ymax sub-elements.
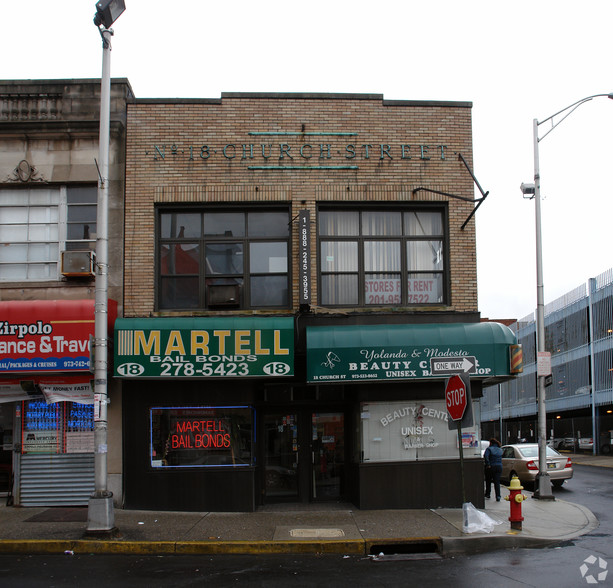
<box><xmin>501</xmin><ymin>444</ymin><xmax>573</xmax><ymax>488</ymax></box>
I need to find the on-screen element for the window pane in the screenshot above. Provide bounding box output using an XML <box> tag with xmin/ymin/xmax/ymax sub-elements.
<box><xmin>0</xmin><ymin>224</ymin><xmax>28</xmax><ymax>241</ymax></box>
<box><xmin>28</xmin><ymin>263</ymin><xmax>56</xmax><ymax>280</ymax></box>
<box><xmin>28</xmin><ymin>243</ymin><xmax>57</xmax><ymax>262</ymax></box>
<box><xmin>365</xmin><ymin>274</ymin><xmax>401</xmax><ymax>305</ymax></box>
<box><xmin>364</xmin><ymin>241</ymin><xmax>400</xmax><ymax>271</ymax></box>
<box><xmin>407</xmin><ymin>273</ymin><xmax>444</xmax><ymax>303</ymax></box>
<box><xmin>204</xmin><ymin>213</ymin><xmax>244</xmax><ymax>237</ymax></box>
<box><xmin>29</xmin><ymin>207</ymin><xmax>58</xmax><ymax>224</ymax></box>
<box><xmin>67</xmin><ymin>186</ymin><xmax>97</xmax><ymax>204</ymax></box>
<box><xmin>206</xmin><ymin>243</ymin><xmax>243</xmax><ymax>274</ymax></box>
<box><xmin>160</xmin><ymin>243</ymin><xmax>200</xmax><ymax>275</ymax></box>
<box><xmin>250</xmin><ymin>275</ymin><xmax>288</xmax><ymax>306</ymax></box>
<box><xmin>0</xmin><ymin>243</ymin><xmax>27</xmax><ymax>262</ymax></box>
<box><xmin>67</xmin><ymin>222</ymin><xmax>95</xmax><ymax>241</ymax></box>
<box><xmin>404</xmin><ymin>212</ymin><xmax>443</xmax><ymax>236</ymax></box>
<box><xmin>68</xmin><ymin>204</ymin><xmax>96</xmax><ymax>223</ymax></box>
<box><xmin>29</xmin><ymin>224</ymin><xmax>58</xmax><ymax>241</ymax></box>
<box><xmin>0</xmin><ymin>264</ymin><xmax>27</xmax><ymax>280</ymax></box>
<box><xmin>250</xmin><ymin>242</ymin><xmax>287</xmax><ymax>273</ymax></box>
<box><xmin>0</xmin><ymin>207</ymin><xmax>29</xmax><ymax>224</ymax></box>
<box><xmin>160</xmin><ymin>276</ymin><xmax>200</xmax><ymax>308</ymax></box>
<box><xmin>321</xmin><ymin>274</ymin><xmax>358</xmax><ymax>305</ymax></box>
<box><xmin>320</xmin><ymin>241</ymin><xmax>357</xmax><ymax>272</ymax></box>
<box><xmin>407</xmin><ymin>240</ymin><xmax>443</xmax><ymax>270</ymax></box>
<box><xmin>363</xmin><ymin>212</ymin><xmax>402</xmax><ymax>236</ymax></box>
<box><xmin>27</xmin><ymin>189</ymin><xmax>60</xmax><ymax>206</ymax></box>
<box><xmin>161</xmin><ymin>213</ymin><xmax>201</xmax><ymax>239</ymax></box>
<box><xmin>248</xmin><ymin>212</ymin><xmax>289</xmax><ymax>237</ymax></box>
<box><xmin>150</xmin><ymin>406</ymin><xmax>254</xmax><ymax>468</ymax></box>
<box><xmin>319</xmin><ymin>211</ymin><xmax>359</xmax><ymax>236</ymax></box>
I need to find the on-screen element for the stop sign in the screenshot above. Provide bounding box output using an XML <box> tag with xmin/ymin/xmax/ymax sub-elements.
<box><xmin>445</xmin><ymin>375</ymin><xmax>467</xmax><ymax>421</ymax></box>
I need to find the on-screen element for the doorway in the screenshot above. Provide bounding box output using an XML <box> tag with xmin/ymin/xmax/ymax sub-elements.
<box><xmin>263</xmin><ymin>411</ymin><xmax>345</xmax><ymax>503</ymax></box>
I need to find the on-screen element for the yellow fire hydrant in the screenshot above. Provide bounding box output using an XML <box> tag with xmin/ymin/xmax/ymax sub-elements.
<box><xmin>504</xmin><ymin>476</ymin><xmax>528</xmax><ymax>530</ymax></box>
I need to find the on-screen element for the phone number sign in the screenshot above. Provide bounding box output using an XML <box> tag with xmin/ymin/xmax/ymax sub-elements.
<box><xmin>114</xmin><ymin>317</ymin><xmax>294</xmax><ymax>379</ymax></box>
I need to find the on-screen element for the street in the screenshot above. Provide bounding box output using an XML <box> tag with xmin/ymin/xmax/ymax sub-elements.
<box><xmin>0</xmin><ymin>464</ymin><xmax>610</xmax><ymax>588</ymax></box>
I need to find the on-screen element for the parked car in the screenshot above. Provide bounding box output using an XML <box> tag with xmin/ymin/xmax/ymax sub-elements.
<box><xmin>578</xmin><ymin>437</ymin><xmax>593</xmax><ymax>451</ymax></box>
<box><xmin>501</xmin><ymin>443</ymin><xmax>573</xmax><ymax>488</ymax></box>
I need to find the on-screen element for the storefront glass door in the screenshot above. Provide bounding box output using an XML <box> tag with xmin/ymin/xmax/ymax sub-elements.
<box><xmin>312</xmin><ymin>412</ymin><xmax>344</xmax><ymax>500</ymax></box>
<box><xmin>263</xmin><ymin>411</ymin><xmax>344</xmax><ymax>502</ymax></box>
<box><xmin>263</xmin><ymin>413</ymin><xmax>299</xmax><ymax>500</ymax></box>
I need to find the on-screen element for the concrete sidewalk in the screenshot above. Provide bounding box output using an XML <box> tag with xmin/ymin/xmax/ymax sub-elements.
<box><xmin>0</xmin><ymin>453</ymin><xmax>604</xmax><ymax>557</ymax></box>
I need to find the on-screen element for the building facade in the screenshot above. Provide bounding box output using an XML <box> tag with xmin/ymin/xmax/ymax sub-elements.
<box><xmin>481</xmin><ymin>269</ymin><xmax>613</xmax><ymax>453</ymax></box>
<box><xmin>0</xmin><ymin>79</ymin><xmax>132</xmax><ymax>505</ymax></box>
<box><xmin>119</xmin><ymin>93</ymin><xmax>519</xmax><ymax>512</ymax></box>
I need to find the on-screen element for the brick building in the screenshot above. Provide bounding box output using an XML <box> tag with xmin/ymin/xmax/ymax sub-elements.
<box><xmin>117</xmin><ymin>92</ymin><xmax>518</xmax><ymax>511</ymax></box>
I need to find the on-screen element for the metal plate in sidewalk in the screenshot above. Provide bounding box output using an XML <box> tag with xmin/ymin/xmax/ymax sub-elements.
<box><xmin>273</xmin><ymin>525</ymin><xmax>358</xmax><ymax>540</ymax></box>
<box><xmin>290</xmin><ymin>528</ymin><xmax>345</xmax><ymax>538</ymax></box>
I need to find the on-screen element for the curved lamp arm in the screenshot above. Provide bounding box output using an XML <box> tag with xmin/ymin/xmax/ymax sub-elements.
<box><xmin>538</xmin><ymin>93</ymin><xmax>613</xmax><ymax>143</ymax></box>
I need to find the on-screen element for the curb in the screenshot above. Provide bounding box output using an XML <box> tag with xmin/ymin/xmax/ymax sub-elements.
<box><xmin>0</xmin><ymin>534</ymin><xmax>561</xmax><ymax>557</ymax></box>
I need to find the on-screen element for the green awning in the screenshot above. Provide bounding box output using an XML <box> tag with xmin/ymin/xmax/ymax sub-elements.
<box><xmin>114</xmin><ymin>316</ymin><xmax>294</xmax><ymax>379</ymax></box>
<box><xmin>306</xmin><ymin>322</ymin><xmax>518</xmax><ymax>384</ymax></box>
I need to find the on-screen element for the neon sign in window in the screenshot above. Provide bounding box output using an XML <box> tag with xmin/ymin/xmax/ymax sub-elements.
<box><xmin>150</xmin><ymin>406</ymin><xmax>254</xmax><ymax>468</ymax></box>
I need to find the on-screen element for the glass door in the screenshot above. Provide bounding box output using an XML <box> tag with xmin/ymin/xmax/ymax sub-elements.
<box><xmin>263</xmin><ymin>413</ymin><xmax>299</xmax><ymax>500</ymax></box>
<box><xmin>311</xmin><ymin>412</ymin><xmax>344</xmax><ymax>501</ymax></box>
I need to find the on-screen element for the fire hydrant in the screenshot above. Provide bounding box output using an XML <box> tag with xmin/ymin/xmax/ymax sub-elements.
<box><xmin>504</xmin><ymin>476</ymin><xmax>528</xmax><ymax>530</ymax></box>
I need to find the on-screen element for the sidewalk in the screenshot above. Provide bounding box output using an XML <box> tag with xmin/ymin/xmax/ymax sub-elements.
<box><xmin>0</xmin><ymin>454</ymin><xmax>603</xmax><ymax>557</ymax></box>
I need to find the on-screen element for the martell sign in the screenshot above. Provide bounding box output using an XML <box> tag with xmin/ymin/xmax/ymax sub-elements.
<box><xmin>445</xmin><ymin>375</ymin><xmax>467</xmax><ymax>422</ymax></box>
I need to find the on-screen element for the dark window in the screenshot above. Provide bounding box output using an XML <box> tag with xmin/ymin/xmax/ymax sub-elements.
<box><xmin>150</xmin><ymin>406</ymin><xmax>254</xmax><ymax>468</ymax></box>
<box><xmin>158</xmin><ymin>208</ymin><xmax>289</xmax><ymax>310</ymax></box>
<box><xmin>318</xmin><ymin>207</ymin><xmax>446</xmax><ymax>306</ymax></box>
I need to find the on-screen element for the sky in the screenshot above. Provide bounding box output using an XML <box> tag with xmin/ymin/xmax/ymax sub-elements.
<box><xmin>3</xmin><ymin>1</ymin><xmax>613</xmax><ymax>321</ymax></box>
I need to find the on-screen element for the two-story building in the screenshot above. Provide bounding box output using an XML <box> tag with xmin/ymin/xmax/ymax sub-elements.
<box><xmin>0</xmin><ymin>79</ymin><xmax>132</xmax><ymax>506</ymax></box>
<box><xmin>116</xmin><ymin>92</ymin><xmax>519</xmax><ymax>512</ymax></box>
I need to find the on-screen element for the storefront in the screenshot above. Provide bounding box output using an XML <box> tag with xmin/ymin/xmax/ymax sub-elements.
<box><xmin>0</xmin><ymin>299</ymin><xmax>117</xmax><ymax>506</ymax></box>
<box><xmin>116</xmin><ymin>315</ymin><xmax>519</xmax><ymax>511</ymax></box>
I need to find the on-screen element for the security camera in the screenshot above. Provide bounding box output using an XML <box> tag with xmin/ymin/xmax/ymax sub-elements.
<box><xmin>520</xmin><ymin>182</ymin><xmax>536</xmax><ymax>196</ymax></box>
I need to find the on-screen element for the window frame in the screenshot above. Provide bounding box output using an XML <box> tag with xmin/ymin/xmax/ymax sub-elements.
<box><xmin>317</xmin><ymin>204</ymin><xmax>449</xmax><ymax>307</ymax></box>
<box><xmin>0</xmin><ymin>185</ymin><xmax>97</xmax><ymax>282</ymax></box>
<box><xmin>156</xmin><ymin>206</ymin><xmax>291</xmax><ymax>311</ymax></box>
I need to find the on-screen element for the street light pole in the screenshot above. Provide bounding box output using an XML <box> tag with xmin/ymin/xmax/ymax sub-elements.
<box><xmin>87</xmin><ymin>0</ymin><xmax>125</xmax><ymax>535</ymax></box>
<box><xmin>522</xmin><ymin>92</ymin><xmax>613</xmax><ymax>500</ymax></box>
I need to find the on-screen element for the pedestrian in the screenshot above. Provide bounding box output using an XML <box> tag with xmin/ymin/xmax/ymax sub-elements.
<box><xmin>484</xmin><ymin>438</ymin><xmax>503</xmax><ymax>501</ymax></box>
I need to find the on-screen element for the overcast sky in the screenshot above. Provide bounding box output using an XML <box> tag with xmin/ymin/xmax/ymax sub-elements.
<box><xmin>4</xmin><ymin>1</ymin><xmax>612</xmax><ymax>320</ymax></box>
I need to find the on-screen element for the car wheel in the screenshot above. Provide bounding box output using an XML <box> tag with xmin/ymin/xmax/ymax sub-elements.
<box><xmin>552</xmin><ymin>480</ymin><xmax>564</xmax><ymax>488</ymax></box>
<box><xmin>602</xmin><ymin>444</ymin><xmax>611</xmax><ymax>455</ymax></box>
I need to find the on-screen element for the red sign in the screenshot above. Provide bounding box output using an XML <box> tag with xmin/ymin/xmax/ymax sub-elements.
<box><xmin>445</xmin><ymin>375</ymin><xmax>467</xmax><ymax>421</ymax></box>
<box><xmin>0</xmin><ymin>300</ymin><xmax>117</xmax><ymax>374</ymax></box>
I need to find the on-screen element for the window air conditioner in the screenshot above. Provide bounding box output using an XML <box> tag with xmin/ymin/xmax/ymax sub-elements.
<box><xmin>61</xmin><ymin>250</ymin><xmax>95</xmax><ymax>277</ymax></box>
<box><xmin>207</xmin><ymin>283</ymin><xmax>241</xmax><ymax>307</ymax></box>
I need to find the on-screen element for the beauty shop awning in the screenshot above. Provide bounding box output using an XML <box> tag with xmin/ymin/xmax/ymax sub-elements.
<box><xmin>306</xmin><ymin>322</ymin><xmax>520</xmax><ymax>385</ymax></box>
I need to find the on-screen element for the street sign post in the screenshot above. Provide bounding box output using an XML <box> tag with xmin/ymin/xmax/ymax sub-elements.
<box><xmin>445</xmin><ymin>374</ymin><xmax>468</xmax><ymax>421</ymax></box>
<box><xmin>445</xmin><ymin>374</ymin><xmax>470</xmax><ymax>504</ymax></box>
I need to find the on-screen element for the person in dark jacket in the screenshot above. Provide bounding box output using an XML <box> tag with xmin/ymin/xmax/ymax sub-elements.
<box><xmin>484</xmin><ymin>438</ymin><xmax>503</xmax><ymax>501</ymax></box>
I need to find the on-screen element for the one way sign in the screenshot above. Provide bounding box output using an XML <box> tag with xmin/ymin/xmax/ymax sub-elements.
<box><xmin>430</xmin><ymin>356</ymin><xmax>476</xmax><ymax>375</ymax></box>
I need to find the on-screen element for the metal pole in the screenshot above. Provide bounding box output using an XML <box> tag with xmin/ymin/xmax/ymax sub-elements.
<box><xmin>533</xmin><ymin>118</ymin><xmax>553</xmax><ymax>499</ymax></box>
<box><xmin>588</xmin><ymin>278</ymin><xmax>598</xmax><ymax>455</ymax></box>
<box><xmin>87</xmin><ymin>25</ymin><xmax>115</xmax><ymax>533</ymax></box>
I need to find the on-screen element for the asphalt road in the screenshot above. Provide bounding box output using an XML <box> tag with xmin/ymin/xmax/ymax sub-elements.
<box><xmin>0</xmin><ymin>464</ymin><xmax>609</xmax><ymax>588</ymax></box>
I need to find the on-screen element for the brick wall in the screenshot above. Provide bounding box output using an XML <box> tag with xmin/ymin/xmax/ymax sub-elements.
<box><xmin>125</xmin><ymin>93</ymin><xmax>477</xmax><ymax>316</ymax></box>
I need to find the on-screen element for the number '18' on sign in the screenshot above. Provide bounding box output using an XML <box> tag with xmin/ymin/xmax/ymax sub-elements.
<box><xmin>445</xmin><ymin>374</ymin><xmax>467</xmax><ymax>421</ymax></box>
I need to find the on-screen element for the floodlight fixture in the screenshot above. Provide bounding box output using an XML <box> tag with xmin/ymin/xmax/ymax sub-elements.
<box><xmin>94</xmin><ymin>0</ymin><xmax>126</xmax><ymax>29</ymax></box>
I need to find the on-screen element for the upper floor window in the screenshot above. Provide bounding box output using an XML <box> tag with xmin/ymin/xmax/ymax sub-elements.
<box><xmin>0</xmin><ymin>186</ymin><xmax>96</xmax><ymax>282</ymax></box>
<box><xmin>158</xmin><ymin>208</ymin><xmax>290</xmax><ymax>310</ymax></box>
<box><xmin>319</xmin><ymin>208</ymin><xmax>446</xmax><ymax>306</ymax></box>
